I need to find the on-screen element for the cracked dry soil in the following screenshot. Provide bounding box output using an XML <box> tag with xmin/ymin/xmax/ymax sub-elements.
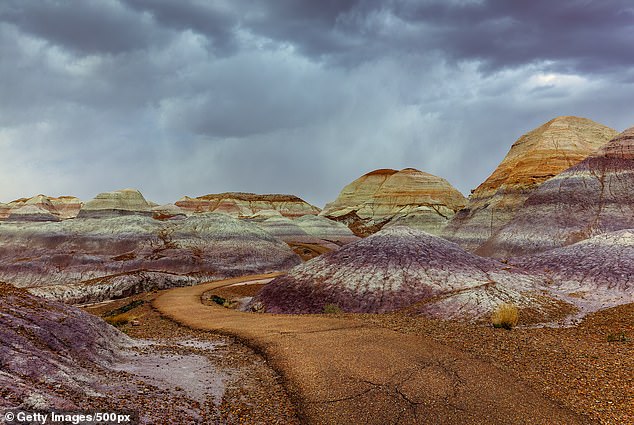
<box><xmin>154</xmin><ymin>273</ymin><xmax>602</xmax><ymax>425</ymax></box>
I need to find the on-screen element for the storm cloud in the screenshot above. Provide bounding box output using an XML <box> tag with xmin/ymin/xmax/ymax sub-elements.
<box><xmin>0</xmin><ymin>0</ymin><xmax>632</xmax><ymax>206</ymax></box>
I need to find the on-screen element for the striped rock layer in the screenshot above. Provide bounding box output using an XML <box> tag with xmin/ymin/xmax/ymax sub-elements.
<box><xmin>254</xmin><ymin>226</ymin><xmax>569</xmax><ymax>322</ymax></box>
<box><xmin>479</xmin><ymin>127</ymin><xmax>634</xmax><ymax>257</ymax></box>
<box><xmin>510</xmin><ymin>230</ymin><xmax>634</xmax><ymax>315</ymax></box>
<box><xmin>320</xmin><ymin>168</ymin><xmax>467</xmax><ymax>237</ymax></box>
<box><xmin>0</xmin><ymin>213</ymin><xmax>300</xmax><ymax>304</ymax></box>
<box><xmin>443</xmin><ymin>116</ymin><xmax>617</xmax><ymax>252</ymax></box>
<box><xmin>175</xmin><ymin>192</ymin><xmax>320</xmax><ymax>218</ymax></box>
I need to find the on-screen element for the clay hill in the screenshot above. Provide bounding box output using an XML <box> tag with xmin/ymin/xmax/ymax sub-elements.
<box><xmin>175</xmin><ymin>192</ymin><xmax>320</xmax><ymax>218</ymax></box>
<box><xmin>511</xmin><ymin>230</ymin><xmax>634</xmax><ymax>315</ymax></box>
<box><xmin>479</xmin><ymin>126</ymin><xmax>634</xmax><ymax>257</ymax></box>
<box><xmin>0</xmin><ymin>190</ymin><xmax>301</xmax><ymax>304</ymax></box>
<box><xmin>320</xmin><ymin>168</ymin><xmax>467</xmax><ymax>237</ymax></box>
<box><xmin>252</xmin><ymin>226</ymin><xmax>570</xmax><ymax>322</ymax></box>
<box><xmin>443</xmin><ymin>116</ymin><xmax>618</xmax><ymax>252</ymax></box>
<box><xmin>1</xmin><ymin>194</ymin><xmax>83</xmax><ymax>221</ymax></box>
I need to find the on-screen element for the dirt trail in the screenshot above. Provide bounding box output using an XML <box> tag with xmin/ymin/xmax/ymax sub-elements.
<box><xmin>154</xmin><ymin>274</ymin><xmax>592</xmax><ymax>425</ymax></box>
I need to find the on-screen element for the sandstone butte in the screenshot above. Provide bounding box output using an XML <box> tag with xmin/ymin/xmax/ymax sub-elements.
<box><xmin>478</xmin><ymin>126</ymin><xmax>634</xmax><ymax>258</ymax></box>
<box><xmin>442</xmin><ymin>116</ymin><xmax>618</xmax><ymax>252</ymax></box>
<box><xmin>252</xmin><ymin>226</ymin><xmax>571</xmax><ymax>323</ymax></box>
<box><xmin>319</xmin><ymin>168</ymin><xmax>467</xmax><ymax>237</ymax></box>
<box><xmin>175</xmin><ymin>192</ymin><xmax>320</xmax><ymax>218</ymax></box>
<box><xmin>1</xmin><ymin>194</ymin><xmax>83</xmax><ymax>221</ymax></box>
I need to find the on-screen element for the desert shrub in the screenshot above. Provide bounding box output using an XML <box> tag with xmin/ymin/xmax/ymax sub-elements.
<box><xmin>607</xmin><ymin>331</ymin><xmax>628</xmax><ymax>343</ymax></box>
<box><xmin>323</xmin><ymin>303</ymin><xmax>342</xmax><ymax>314</ymax></box>
<box><xmin>104</xmin><ymin>300</ymin><xmax>145</xmax><ymax>317</ymax></box>
<box><xmin>491</xmin><ymin>303</ymin><xmax>519</xmax><ymax>330</ymax></box>
<box><xmin>105</xmin><ymin>312</ymin><xmax>135</xmax><ymax>328</ymax></box>
<box><xmin>211</xmin><ymin>295</ymin><xmax>226</xmax><ymax>306</ymax></box>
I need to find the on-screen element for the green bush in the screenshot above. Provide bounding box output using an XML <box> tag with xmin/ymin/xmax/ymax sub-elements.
<box><xmin>323</xmin><ymin>303</ymin><xmax>342</xmax><ymax>314</ymax></box>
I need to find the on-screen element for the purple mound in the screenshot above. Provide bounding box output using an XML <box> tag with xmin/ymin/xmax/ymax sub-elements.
<box><xmin>253</xmin><ymin>226</ymin><xmax>567</xmax><ymax>321</ymax></box>
<box><xmin>511</xmin><ymin>229</ymin><xmax>634</xmax><ymax>314</ymax></box>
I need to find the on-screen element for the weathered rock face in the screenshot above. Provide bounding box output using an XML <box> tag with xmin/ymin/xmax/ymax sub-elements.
<box><xmin>0</xmin><ymin>282</ymin><xmax>129</xmax><ymax>409</ymax></box>
<box><xmin>511</xmin><ymin>230</ymin><xmax>634</xmax><ymax>315</ymax></box>
<box><xmin>320</xmin><ymin>168</ymin><xmax>467</xmax><ymax>237</ymax></box>
<box><xmin>479</xmin><ymin>127</ymin><xmax>634</xmax><ymax>257</ymax></box>
<box><xmin>77</xmin><ymin>188</ymin><xmax>153</xmax><ymax>218</ymax></box>
<box><xmin>443</xmin><ymin>116</ymin><xmax>618</xmax><ymax>252</ymax></box>
<box><xmin>253</xmin><ymin>227</ymin><xmax>568</xmax><ymax>322</ymax></box>
<box><xmin>151</xmin><ymin>203</ymin><xmax>187</xmax><ymax>220</ymax></box>
<box><xmin>3</xmin><ymin>195</ymin><xmax>83</xmax><ymax>221</ymax></box>
<box><xmin>175</xmin><ymin>192</ymin><xmax>320</xmax><ymax>218</ymax></box>
<box><xmin>0</xmin><ymin>214</ymin><xmax>300</xmax><ymax>303</ymax></box>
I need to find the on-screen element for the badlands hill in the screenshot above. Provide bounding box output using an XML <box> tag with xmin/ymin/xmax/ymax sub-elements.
<box><xmin>0</xmin><ymin>213</ymin><xmax>300</xmax><ymax>304</ymax></box>
<box><xmin>479</xmin><ymin>126</ymin><xmax>634</xmax><ymax>257</ymax></box>
<box><xmin>320</xmin><ymin>168</ymin><xmax>467</xmax><ymax>237</ymax></box>
<box><xmin>253</xmin><ymin>226</ymin><xmax>569</xmax><ymax>322</ymax></box>
<box><xmin>175</xmin><ymin>192</ymin><xmax>320</xmax><ymax>218</ymax></box>
<box><xmin>443</xmin><ymin>116</ymin><xmax>617</xmax><ymax>252</ymax></box>
<box><xmin>77</xmin><ymin>188</ymin><xmax>153</xmax><ymax>218</ymax></box>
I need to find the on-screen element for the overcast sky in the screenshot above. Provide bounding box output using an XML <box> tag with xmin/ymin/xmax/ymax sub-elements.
<box><xmin>1</xmin><ymin>0</ymin><xmax>633</xmax><ymax>207</ymax></box>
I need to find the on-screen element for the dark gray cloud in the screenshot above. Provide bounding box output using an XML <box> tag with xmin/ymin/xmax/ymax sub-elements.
<box><xmin>0</xmin><ymin>0</ymin><xmax>632</xmax><ymax>207</ymax></box>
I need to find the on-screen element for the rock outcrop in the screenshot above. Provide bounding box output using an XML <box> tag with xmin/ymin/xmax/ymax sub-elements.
<box><xmin>510</xmin><ymin>230</ymin><xmax>634</xmax><ymax>315</ymax></box>
<box><xmin>443</xmin><ymin>116</ymin><xmax>618</xmax><ymax>252</ymax></box>
<box><xmin>253</xmin><ymin>227</ymin><xmax>569</xmax><ymax>322</ymax></box>
<box><xmin>479</xmin><ymin>126</ymin><xmax>634</xmax><ymax>257</ymax></box>
<box><xmin>77</xmin><ymin>188</ymin><xmax>153</xmax><ymax>218</ymax></box>
<box><xmin>175</xmin><ymin>192</ymin><xmax>320</xmax><ymax>218</ymax></box>
<box><xmin>320</xmin><ymin>168</ymin><xmax>467</xmax><ymax>237</ymax></box>
<box><xmin>0</xmin><ymin>214</ymin><xmax>300</xmax><ymax>303</ymax></box>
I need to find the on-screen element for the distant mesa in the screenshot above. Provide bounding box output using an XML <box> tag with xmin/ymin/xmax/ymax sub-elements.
<box><xmin>443</xmin><ymin>116</ymin><xmax>618</xmax><ymax>252</ymax></box>
<box><xmin>478</xmin><ymin>126</ymin><xmax>634</xmax><ymax>257</ymax></box>
<box><xmin>511</xmin><ymin>229</ymin><xmax>634</xmax><ymax>315</ymax></box>
<box><xmin>3</xmin><ymin>194</ymin><xmax>83</xmax><ymax>221</ymax></box>
<box><xmin>77</xmin><ymin>188</ymin><xmax>153</xmax><ymax>218</ymax></box>
<box><xmin>175</xmin><ymin>192</ymin><xmax>320</xmax><ymax>218</ymax></box>
<box><xmin>253</xmin><ymin>226</ymin><xmax>569</xmax><ymax>322</ymax></box>
<box><xmin>320</xmin><ymin>168</ymin><xmax>467</xmax><ymax>237</ymax></box>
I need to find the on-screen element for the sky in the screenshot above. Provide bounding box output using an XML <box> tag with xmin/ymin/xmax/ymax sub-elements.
<box><xmin>1</xmin><ymin>0</ymin><xmax>633</xmax><ymax>207</ymax></box>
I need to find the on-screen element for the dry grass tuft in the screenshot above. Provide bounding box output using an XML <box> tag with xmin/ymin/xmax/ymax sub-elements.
<box><xmin>105</xmin><ymin>312</ymin><xmax>136</xmax><ymax>327</ymax></box>
<box><xmin>491</xmin><ymin>303</ymin><xmax>519</xmax><ymax>330</ymax></box>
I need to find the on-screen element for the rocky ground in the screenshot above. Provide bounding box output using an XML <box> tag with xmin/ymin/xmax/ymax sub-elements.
<box><xmin>348</xmin><ymin>304</ymin><xmax>633</xmax><ymax>425</ymax></box>
<box><xmin>83</xmin><ymin>293</ymin><xmax>299</xmax><ymax>424</ymax></box>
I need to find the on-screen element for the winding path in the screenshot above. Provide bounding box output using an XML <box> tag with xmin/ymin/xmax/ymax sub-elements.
<box><xmin>154</xmin><ymin>273</ymin><xmax>590</xmax><ymax>424</ymax></box>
